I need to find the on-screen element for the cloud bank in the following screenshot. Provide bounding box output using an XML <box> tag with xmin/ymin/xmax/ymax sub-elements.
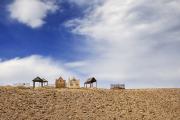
<box><xmin>3</xmin><ymin>0</ymin><xmax>180</xmax><ymax>88</ymax></box>
<box><xmin>67</xmin><ymin>0</ymin><xmax>180</xmax><ymax>88</ymax></box>
<box><xmin>8</xmin><ymin>0</ymin><xmax>58</xmax><ymax>28</ymax></box>
<box><xmin>0</xmin><ymin>55</ymin><xmax>75</xmax><ymax>85</ymax></box>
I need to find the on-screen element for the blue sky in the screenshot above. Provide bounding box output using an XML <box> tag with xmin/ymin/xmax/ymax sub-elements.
<box><xmin>0</xmin><ymin>0</ymin><xmax>86</xmax><ymax>61</ymax></box>
<box><xmin>0</xmin><ymin>0</ymin><xmax>180</xmax><ymax>88</ymax></box>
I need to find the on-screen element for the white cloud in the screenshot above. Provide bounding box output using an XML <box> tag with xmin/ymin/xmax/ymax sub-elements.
<box><xmin>8</xmin><ymin>0</ymin><xmax>58</xmax><ymax>28</ymax></box>
<box><xmin>65</xmin><ymin>61</ymin><xmax>87</xmax><ymax>68</ymax></box>
<box><xmin>0</xmin><ymin>55</ymin><xmax>76</xmax><ymax>86</ymax></box>
<box><xmin>67</xmin><ymin>0</ymin><xmax>180</xmax><ymax>88</ymax></box>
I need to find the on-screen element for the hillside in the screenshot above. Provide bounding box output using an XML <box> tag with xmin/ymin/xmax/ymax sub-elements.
<box><xmin>0</xmin><ymin>87</ymin><xmax>179</xmax><ymax>120</ymax></box>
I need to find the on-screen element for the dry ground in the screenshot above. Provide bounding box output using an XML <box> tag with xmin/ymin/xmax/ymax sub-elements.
<box><xmin>0</xmin><ymin>87</ymin><xmax>179</xmax><ymax>120</ymax></box>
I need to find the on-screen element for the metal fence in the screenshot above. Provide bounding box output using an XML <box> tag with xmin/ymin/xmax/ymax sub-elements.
<box><xmin>110</xmin><ymin>84</ymin><xmax>125</xmax><ymax>89</ymax></box>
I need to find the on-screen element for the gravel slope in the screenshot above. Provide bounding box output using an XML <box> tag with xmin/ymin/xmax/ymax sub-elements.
<box><xmin>0</xmin><ymin>87</ymin><xmax>179</xmax><ymax>120</ymax></box>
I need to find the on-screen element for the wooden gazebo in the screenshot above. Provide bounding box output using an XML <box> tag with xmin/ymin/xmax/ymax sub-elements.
<box><xmin>32</xmin><ymin>77</ymin><xmax>48</xmax><ymax>88</ymax></box>
<box><xmin>84</xmin><ymin>77</ymin><xmax>97</xmax><ymax>88</ymax></box>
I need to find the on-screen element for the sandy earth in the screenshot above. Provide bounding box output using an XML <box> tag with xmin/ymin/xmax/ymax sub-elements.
<box><xmin>0</xmin><ymin>87</ymin><xmax>179</xmax><ymax>120</ymax></box>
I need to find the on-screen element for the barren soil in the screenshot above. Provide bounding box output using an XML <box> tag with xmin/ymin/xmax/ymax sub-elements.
<box><xmin>0</xmin><ymin>87</ymin><xmax>179</xmax><ymax>120</ymax></box>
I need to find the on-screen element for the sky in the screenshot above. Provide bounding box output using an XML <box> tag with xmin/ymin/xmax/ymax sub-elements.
<box><xmin>0</xmin><ymin>0</ymin><xmax>180</xmax><ymax>88</ymax></box>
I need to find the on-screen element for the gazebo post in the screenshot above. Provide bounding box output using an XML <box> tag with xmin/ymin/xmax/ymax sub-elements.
<box><xmin>33</xmin><ymin>81</ymin><xmax>35</xmax><ymax>88</ymax></box>
<box><xmin>41</xmin><ymin>82</ymin><xmax>43</xmax><ymax>87</ymax></box>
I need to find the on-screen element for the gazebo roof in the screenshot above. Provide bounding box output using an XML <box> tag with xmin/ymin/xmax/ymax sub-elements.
<box><xmin>84</xmin><ymin>77</ymin><xmax>97</xmax><ymax>84</ymax></box>
<box><xmin>32</xmin><ymin>77</ymin><xmax>48</xmax><ymax>82</ymax></box>
<box><xmin>42</xmin><ymin>78</ymin><xmax>48</xmax><ymax>82</ymax></box>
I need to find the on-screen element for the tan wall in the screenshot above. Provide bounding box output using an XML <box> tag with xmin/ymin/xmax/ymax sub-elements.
<box><xmin>55</xmin><ymin>80</ymin><xmax>66</xmax><ymax>88</ymax></box>
<box><xmin>67</xmin><ymin>80</ymin><xmax>80</xmax><ymax>88</ymax></box>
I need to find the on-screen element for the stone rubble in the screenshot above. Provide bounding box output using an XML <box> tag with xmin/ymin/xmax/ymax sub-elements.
<box><xmin>0</xmin><ymin>87</ymin><xmax>179</xmax><ymax>120</ymax></box>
